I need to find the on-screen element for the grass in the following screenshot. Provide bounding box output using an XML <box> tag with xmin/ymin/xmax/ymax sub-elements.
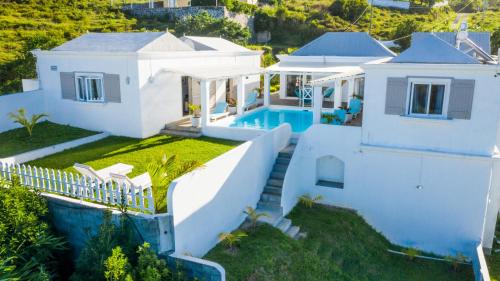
<box><xmin>205</xmin><ymin>204</ymin><xmax>474</xmax><ymax>281</ymax></box>
<box><xmin>487</xmin><ymin>217</ymin><xmax>500</xmax><ymax>280</ymax></box>
<box><xmin>28</xmin><ymin>135</ymin><xmax>241</xmax><ymax>212</ymax></box>
<box><xmin>0</xmin><ymin>121</ymin><xmax>97</xmax><ymax>158</ymax></box>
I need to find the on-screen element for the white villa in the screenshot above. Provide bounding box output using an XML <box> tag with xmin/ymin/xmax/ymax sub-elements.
<box><xmin>2</xmin><ymin>26</ymin><xmax>500</xmax><ymax>263</ymax></box>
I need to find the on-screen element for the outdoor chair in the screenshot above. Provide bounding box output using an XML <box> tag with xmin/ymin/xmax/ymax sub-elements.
<box><xmin>348</xmin><ymin>98</ymin><xmax>362</xmax><ymax>118</ymax></box>
<box><xmin>323</xmin><ymin>88</ymin><xmax>334</xmax><ymax>102</ymax></box>
<box><xmin>333</xmin><ymin>109</ymin><xmax>347</xmax><ymax>125</ymax></box>
<box><xmin>210</xmin><ymin>102</ymin><xmax>230</xmax><ymax>121</ymax></box>
<box><xmin>73</xmin><ymin>163</ymin><xmax>133</xmax><ymax>183</ymax></box>
<box><xmin>109</xmin><ymin>172</ymin><xmax>152</xmax><ymax>194</ymax></box>
<box><xmin>244</xmin><ymin>92</ymin><xmax>259</xmax><ymax>111</ymax></box>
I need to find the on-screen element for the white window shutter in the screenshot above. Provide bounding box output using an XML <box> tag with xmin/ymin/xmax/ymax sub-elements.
<box><xmin>60</xmin><ymin>72</ymin><xmax>76</xmax><ymax>100</ymax></box>
<box><xmin>104</xmin><ymin>74</ymin><xmax>121</xmax><ymax>103</ymax></box>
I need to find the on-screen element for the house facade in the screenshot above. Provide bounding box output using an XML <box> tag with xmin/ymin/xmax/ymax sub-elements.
<box><xmin>280</xmin><ymin>31</ymin><xmax>500</xmax><ymax>256</ymax></box>
<box><xmin>32</xmin><ymin>32</ymin><xmax>261</xmax><ymax>138</ymax></box>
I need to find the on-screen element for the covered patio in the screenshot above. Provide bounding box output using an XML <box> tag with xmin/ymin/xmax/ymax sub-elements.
<box><xmin>263</xmin><ymin>61</ymin><xmax>365</xmax><ymax>126</ymax></box>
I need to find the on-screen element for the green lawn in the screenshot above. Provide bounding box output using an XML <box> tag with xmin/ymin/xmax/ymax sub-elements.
<box><xmin>28</xmin><ymin>135</ymin><xmax>241</xmax><ymax>213</ymax></box>
<box><xmin>487</xmin><ymin>217</ymin><xmax>500</xmax><ymax>281</ymax></box>
<box><xmin>0</xmin><ymin>121</ymin><xmax>97</xmax><ymax>158</ymax></box>
<box><xmin>205</xmin><ymin>204</ymin><xmax>474</xmax><ymax>281</ymax></box>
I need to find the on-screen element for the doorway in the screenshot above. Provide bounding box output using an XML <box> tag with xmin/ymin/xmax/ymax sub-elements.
<box><xmin>181</xmin><ymin>76</ymin><xmax>190</xmax><ymax>116</ymax></box>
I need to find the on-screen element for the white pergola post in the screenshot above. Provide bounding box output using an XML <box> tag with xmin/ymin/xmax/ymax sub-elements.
<box><xmin>347</xmin><ymin>77</ymin><xmax>355</xmax><ymax>106</ymax></box>
<box><xmin>200</xmin><ymin>79</ymin><xmax>210</xmax><ymax>128</ymax></box>
<box><xmin>313</xmin><ymin>86</ymin><xmax>323</xmax><ymax>124</ymax></box>
<box><xmin>237</xmin><ymin>76</ymin><xmax>246</xmax><ymax>115</ymax></box>
<box><xmin>334</xmin><ymin>79</ymin><xmax>342</xmax><ymax>109</ymax></box>
<box><xmin>264</xmin><ymin>73</ymin><xmax>271</xmax><ymax>107</ymax></box>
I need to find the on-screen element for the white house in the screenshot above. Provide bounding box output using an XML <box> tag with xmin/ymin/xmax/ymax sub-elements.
<box><xmin>30</xmin><ymin>32</ymin><xmax>262</xmax><ymax>138</ymax></box>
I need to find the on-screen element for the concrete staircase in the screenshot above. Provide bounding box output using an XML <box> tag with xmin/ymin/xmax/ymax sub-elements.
<box><xmin>160</xmin><ymin>117</ymin><xmax>202</xmax><ymax>138</ymax></box>
<box><xmin>254</xmin><ymin>144</ymin><xmax>305</xmax><ymax>239</ymax></box>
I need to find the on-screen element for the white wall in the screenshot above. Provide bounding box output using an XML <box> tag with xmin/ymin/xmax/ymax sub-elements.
<box><xmin>0</xmin><ymin>91</ymin><xmax>46</xmax><ymax>132</ymax></box>
<box><xmin>167</xmin><ymin>124</ymin><xmax>291</xmax><ymax>257</ymax></box>
<box><xmin>36</xmin><ymin>53</ymin><xmax>144</xmax><ymax>138</ymax></box>
<box><xmin>283</xmin><ymin>124</ymin><xmax>493</xmax><ymax>256</ymax></box>
<box><xmin>362</xmin><ymin>65</ymin><xmax>500</xmax><ymax>156</ymax></box>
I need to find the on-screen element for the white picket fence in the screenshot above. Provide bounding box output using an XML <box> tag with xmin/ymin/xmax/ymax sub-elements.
<box><xmin>0</xmin><ymin>162</ymin><xmax>155</xmax><ymax>214</ymax></box>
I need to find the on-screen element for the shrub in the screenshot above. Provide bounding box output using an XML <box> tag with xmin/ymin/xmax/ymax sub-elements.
<box><xmin>298</xmin><ymin>194</ymin><xmax>323</xmax><ymax>208</ymax></box>
<box><xmin>493</xmin><ymin>28</ymin><xmax>499</xmax><ymax>55</ymax></box>
<box><xmin>403</xmin><ymin>247</ymin><xmax>420</xmax><ymax>261</ymax></box>
<box><xmin>104</xmin><ymin>247</ymin><xmax>133</xmax><ymax>281</ymax></box>
<box><xmin>218</xmin><ymin>231</ymin><xmax>247</xmax><ymax>251</ymax></box>
<box><xmin>135</xmin><ymin>243</ymin><xmax>170</xmax><ymax>281</ymax></box>
<box><xmin>394</xmin><ymin>19</ymin><xmax>421</xmax><ymax>50</ymax></box>
<box><xmin>243</xmin><ymin>206</ymin><xmax>269</xmax><ymax>230</ymax></box>
<box><xmin>329</xmin><ymin>0</ymin><xmax>369</xmax><ymax>21</ymax></box>
<box><xmin>0</xmin><ymin>177</ymin><xmax>67</xmax><ymax>280</ymax></box>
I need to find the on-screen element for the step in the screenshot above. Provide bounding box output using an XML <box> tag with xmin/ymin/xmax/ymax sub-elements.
<box><xmin>263</xmin><ymin>185</ymin><xmax>282</xmax><ymax>196</ymax></box>
<box><xmin>270</xmin><ymin>171</ymin><xmax>286</xmax><ymax>180</ymax></box>
<box><xmin>164</xmin><ymin>124</ymin><xmax>201</xmax><ymax>133</ymax></box>
<box><xmin>286</xmin><ymin>226</ymin><xmax>301</xmax><ymax>239</ymax></box>
<box><xmin>278</xmin><ymin>151</ymin><xmax>293</xmax><ymax>159</ymax></box>
<box><xmin>257</xmin><ymin>201</ymin><xmax>281</xmax><ymax>210</ymax></box>
<box><xmin>273</xmin><ymin>164</ymin><xmax>289</xmax><ymax>173</ymax></box>
<box><xmin>160</xmin><ymin>129</ymin><xmax>202</xmax><ymax>138</ymax></box>
<box><xmin>276</xmin><ymin>157</ymin><xmax>291</xmax><ymax>165</ymax></box>
<box><xmin>276</xmin><ymin>218</ymin><xmax>292</xmax><ymax>233</ymax></box>
<box><xmin>267</xmin><ymin>178</ymin><xmax>284</xmax><ymax>188</ymax></box>
<box><xmin>261</xmin><ymin>192</ymin><xmax>281</xmax><ymax>203</ymax></box>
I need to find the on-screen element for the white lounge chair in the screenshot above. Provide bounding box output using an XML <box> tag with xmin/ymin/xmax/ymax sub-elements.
<box><xmin>210</xmin><ymin>102</ymin><xmax>230</xmax><ymax>121</ymax></box>
<box><xmin>109</xmin><ymin>172</ymin><xmax>152</xmax><ymax>193</ymax></box>
<box><xmin>73</xmin><ymin>163</ymin><xmax>133</xmax><ymax>182</ymax></box>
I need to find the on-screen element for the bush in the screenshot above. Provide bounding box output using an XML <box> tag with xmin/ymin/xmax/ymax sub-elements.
<box><xmin>0</xmin><ymin>177</ymin><xmax>67</xmax><ymax>280</ymax></box>
<box><xmin>394</xmin><ymin>18</ymin><xmax>421</xmax><ymax>50</ymax></box>
<box><xmin>329</xmin><ymin>0</ymin><xmax>369</xmax><ymax>21</ymax></box>
<box><xmin>449</xmin><ymin>0</ymin><xmax>482</xmax><ymax>12</ymax></box>
<box><xmin>493</xmin><ymin>28</ymin><xmax>499</xmax><ymax>55</ymax></box>
<box><xmin>175</xmin><ymin>11</ymin><xmax>251</xmax><ymax>44</ymax></box>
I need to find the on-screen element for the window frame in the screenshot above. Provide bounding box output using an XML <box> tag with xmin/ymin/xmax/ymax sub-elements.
<box><xmin>75</xmin><ymin>72</ymin><xmax>105</xmax><ymax>103</ymax></box>
<box><xmin>406</xmin><ymin>78</ymin><xmax>451</xmax><ymax>119</ymax></box>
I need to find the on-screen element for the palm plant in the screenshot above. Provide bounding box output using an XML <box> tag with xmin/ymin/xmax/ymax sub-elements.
<box><xmin>8</xmin><ymin>108</ymin><xmax>48</xmax><ymax>137</ymax></box>
<box><xmin>218</xmin><ymin>231</ymin><xmax>247</xmax><ymax>251</ymax></box>
<box><xmin>298</xmin><ymin>194</ymin><xmax>323</xmax><ymax>208</ymax></box>
<box><xmin>188</xmin><ymin>104</ymin><xmax>201</xmax><ymax>118</ymax></box>
<box><xmin>243</xmin><ymin>206</ymin><xmax>269</xmax><ymax>230</ymax></box>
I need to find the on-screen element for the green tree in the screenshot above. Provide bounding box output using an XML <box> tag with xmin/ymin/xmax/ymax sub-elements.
<box><xmin>135</xmin><ymin>243</ymin><xmax>170</xmax><ymax>281</ymax></box>
<box><xmin>175</xmin><ymin>11</ymin><xmax>251</xmax><ymax>44</ymax></box>
<box><xmin>329</xmin><ymin>0</ymin><xmax>369</xmax><ymax>21</ymax></box>
<box><xmin>394</xmin><ymin>19</ymin><xmax>421</xmax><ymax>50</ymax></box>
<box><xmin>104</xmin><ymin>247</ymin><xmax>133</xmax><ymax>281</ymax></box>
<box><xmin>492</xmin><ymin>28</ymin><xmax>499</xmax><ymax>55</ymax></box>
<box><xmin>449</xmin><ymin>0</ymin><xmax>482</xmax><ymax>12</ymax></box>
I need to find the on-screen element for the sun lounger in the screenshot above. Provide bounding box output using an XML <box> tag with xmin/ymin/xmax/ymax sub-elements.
<box><xmin>73</xmin><ymin>163</ymin><xmax>133</xmax><ymax>182</ymax></box>
<box><xmin>348</xmin><ymin>98</ymin><xmax>362</xmax><ymax>118</ymax></box>
<box><xmin>210</xmin><ymin>102</ymin><xmax>230</xmax><ymax>120</ymax></box>
<box><xmin>109</xmin><ymin>172</ymin><xmax>152</xmax><ymax>193</ymax></box>
<box><xmin>243</xmin><ymin>92</ymin><xmax>259</xmax><ymax>111</ymax></box>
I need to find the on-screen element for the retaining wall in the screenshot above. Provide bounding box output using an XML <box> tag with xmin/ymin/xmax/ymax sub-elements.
<box><xmin>44</xmin><ymin>193</ymin><xmax>174</xmax><ymax>257</ymax></box>
<box><xmin>123</xmin><ymin>5</ymin><xmax>226</xmax><ymax>20</ymax></box>
<box><xmin>0</xmin><ymin>90</ymin><xmax>46</xmax><ymax>133</ymax></box>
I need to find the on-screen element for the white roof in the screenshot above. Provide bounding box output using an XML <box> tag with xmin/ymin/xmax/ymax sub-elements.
<box><xmin>180</xmin><ymin>36</ymin><xmax>250</xmax><ymax>52</ymax></box>
<box><xmin>164</xmin><ymin>65</ymin><xmax>263</xmax><ymax>80</ymax></box>
<box><xmin>266</xmin><ymin>62</ymin><xmax>363</xmax><ymax>74</ymax></box>
<box><xmin>52</xmin><ymin>32</ymin><xmax>193</xmax><ymax>53</ymax></box>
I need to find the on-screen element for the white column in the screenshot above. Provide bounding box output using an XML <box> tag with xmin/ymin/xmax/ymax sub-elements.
<box><xmin>237</xmin><ymin>76</ymin><xmax>246</xmax><ymax>115</ymax></box>
<box><xmin>334</xmin><ymin>79</ymin><xmax>342</xmax><ymax>109</ymax></box>
<box><xmin>347</xmin><ymin>78</ymin><xmax>355</xmax><ymax>106</ymax></box>
<box><xmin>313</xmin><ymin>86</ymin><xmax>323</xmax><ymax>124</ymax></box>
<box><xmin>264</xmin><ymin>73</ymin><xmax>271</xmax><ymax>107</ymax></box>
<box><xmin>200</xmin><ymin>79</ymin><xmax>210</xmax><ymax>128</ymax></box>
<box><xmin>279</xmin><ymin>73</ymin><xmax>286</xmax><ymax>99</ymax></box>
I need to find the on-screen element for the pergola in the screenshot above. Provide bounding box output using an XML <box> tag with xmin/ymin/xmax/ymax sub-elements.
<box><xmin>264</xmin><ymin>62</ymin><xmax>364</xmax><ymax>123</ymax></box>
<box><xmin>165</xmin><ymin>66</ymin><xmax>264</xmax><ymax>127</ymax></box>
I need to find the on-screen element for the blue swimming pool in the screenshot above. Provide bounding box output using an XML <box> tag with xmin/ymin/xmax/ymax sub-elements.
<box><xmin>230</xmin><ymin>108</ymin><xmax>313</xmax><ymax>133</ymax></box>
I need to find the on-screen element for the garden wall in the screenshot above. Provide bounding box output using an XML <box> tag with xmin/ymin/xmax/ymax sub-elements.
<box><xmin>123</xmin><ymin>5</ymin><xmax>226</xmax><ymax>20</ymax></box>
<box><xmin>167</xmin><ymin>124</ymin><xmax>292</xmax><ymax>257</ymax></box>
<box><xmin>44</xmin><ymin>193</ymin><xmax>174</xmax><ymax>257</ymax></box>
<box><xmin>0</xmin><ymin>90</ymin><xmax>46</xmax><ymax>133</ymax></box>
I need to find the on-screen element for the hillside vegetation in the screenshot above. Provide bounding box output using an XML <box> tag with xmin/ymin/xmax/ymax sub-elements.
<box><xmin>0</xmin><ymin>0</ymin><xmax>498</xmax><ymax>95</ymax></box>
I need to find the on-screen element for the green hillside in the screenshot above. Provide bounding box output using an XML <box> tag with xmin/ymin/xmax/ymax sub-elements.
<box><xmin>0</xmin><ymin>0</ymin><xmax>498</xmax><ymax>95</ymax></box>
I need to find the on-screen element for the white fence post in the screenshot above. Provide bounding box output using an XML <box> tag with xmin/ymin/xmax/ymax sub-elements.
<box><xmin>0</xmin><ymin>161</ymin><xmax>155</xmax><ymax>214</ymax></box>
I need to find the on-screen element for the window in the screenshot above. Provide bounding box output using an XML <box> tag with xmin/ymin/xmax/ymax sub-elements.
<box><xmin>75</xmin><ymin>73</ymin><xmax>104</xmax><ymax>102</ymax></box>
<box><xmin>407</xmin><ymin>78</ymin><xmax>450</xmax><ymax>118</ymax></box>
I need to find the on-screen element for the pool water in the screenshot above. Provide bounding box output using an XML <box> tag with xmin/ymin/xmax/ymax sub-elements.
<box><xmin>230</xmin><ymin>109</ymin><xmax>313</xmax><ymax>133</ymax></box>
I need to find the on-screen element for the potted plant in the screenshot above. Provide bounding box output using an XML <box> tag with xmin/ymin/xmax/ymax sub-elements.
<box><xmin>188</xmin><ymin>103</ymin><xmax>201</xmax><ymax>128</ymax></box>
<box><xmin>227</xmin><ymin>98</ymin><xmax>237</xmax><ymax>114</ymax></box>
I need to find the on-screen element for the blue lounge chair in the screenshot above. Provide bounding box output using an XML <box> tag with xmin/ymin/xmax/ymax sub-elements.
<box><xmin>210</xmin><ymin>102</ymin><xmax>229</xmax><ymax>120</ymax></box>
<box><xmin>243</xmin><ymin>92</ymin><xmax>259</xmax><ymax>111</ymax></box>
<box><xmin>348</xmin><ymin>98</ymin><xmax>362</xmax><ymax>118</ymax></box>
<box><xmin>333</xmin><ymin>109</ymin><xmax>347</xmax><ymax>125</ymax></box>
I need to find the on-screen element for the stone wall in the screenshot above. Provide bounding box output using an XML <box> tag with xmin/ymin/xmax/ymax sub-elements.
<box><xmin>44</xmin><ymin>193</ymin><xmax>174</xmax><ymax>257</ymax></box>
<box><xmin>123</xmin><ymin>5</ymin><xmax>226</xmax><ymax>20</ymax></box>
<box><xmin>163</xmin><ymin>254</ymin><xmax>225</xmax><ymax>281</ymax></box>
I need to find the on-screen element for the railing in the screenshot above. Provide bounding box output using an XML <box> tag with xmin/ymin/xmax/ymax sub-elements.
<box><xmin>0</xmin><ymin>162</ymin><xmax>155</xmax><ymax>214</ymax></box>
